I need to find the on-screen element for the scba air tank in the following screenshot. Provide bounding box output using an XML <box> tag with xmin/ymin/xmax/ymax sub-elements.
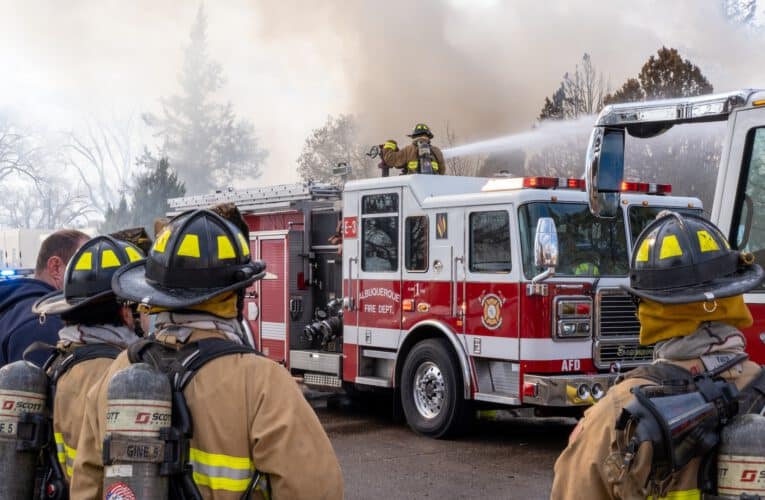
<box><xmin>0</xmin><ymin>361</ymin><xmax>48</xmax><ymax>499</ymax></box>
<box><xmin>103</xmin><ymin>362</ymin><xmax>171</xmax><ymax>500</ymax></box>
<box><xmin>715</xmin><ymin>413</ymin><xmax>765</xmax><ymax>498</ymax></box>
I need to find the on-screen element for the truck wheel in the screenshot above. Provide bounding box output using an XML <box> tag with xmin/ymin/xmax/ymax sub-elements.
<box><xmin>401</xmin><ymin>338</ymin><xmax>467</xmax><ymax>438</ymax></box>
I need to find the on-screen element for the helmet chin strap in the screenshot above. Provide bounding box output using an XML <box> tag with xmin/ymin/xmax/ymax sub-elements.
<box><xmin>130</xmin><ymin>304</ymin><xmax>145</xmax><ymax>338</ymax></box>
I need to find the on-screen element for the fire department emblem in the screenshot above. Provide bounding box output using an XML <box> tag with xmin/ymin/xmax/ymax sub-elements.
<box><xmin>479</xmin><ymin>292</ymin><xmax>505</xmax><ymax>330</ymax></box>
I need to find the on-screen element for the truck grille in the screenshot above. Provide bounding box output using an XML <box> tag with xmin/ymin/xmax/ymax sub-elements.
<box><xmin>595</xmin><ymin>290</ymin><xmax>652</xmax><ymax>368</ymax></box>
<box><xmin>598</xmin><ymin>293</ymin><xmax>640</xmax><ymax>337</ymax></box>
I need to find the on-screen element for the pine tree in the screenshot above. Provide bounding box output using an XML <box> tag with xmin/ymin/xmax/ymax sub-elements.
<box><xmin>99</xmin><ymin>156</ymin><xmax>186</xmax><ymax>234</ymax></box>
<box><xmin>130</xmin><ymin>157</ymin><xmax>186</xmax><ymax>233</ymax></box>
<box><xmin>144</xmin><ymin>6</ymin><xmax>267</xmax><ymax>195</ymax></box>
<box><xmin>638</xmin><ymin>47</ymin><xmax>713</xmax><ymax>99</ymax></box>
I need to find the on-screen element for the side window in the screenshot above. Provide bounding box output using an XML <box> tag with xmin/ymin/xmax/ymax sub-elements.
<box><xmin>469</xmin><ymin>210</ymin><xmax>511</xmax><ymax>273</ymax></box>
<box><xmin>362</xmin><ymin>193</ymin><xmax>399</xmax><ymax>272</ymax></box>
<box><xmin>733</xmin><ymin>127</ymin><xmax>765</xmax><ymax>290</ymax></box>
<box><xmin>405</xmin><ymin>216</ymin><xmax>428</xmax><ymax>271</ymax></box>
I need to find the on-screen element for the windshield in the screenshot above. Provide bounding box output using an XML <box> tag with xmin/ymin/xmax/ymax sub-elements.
<box><xmin>628</xmin><ymin>206</ymin><xmax>704</xmax><ymax>243</ymax></box>
<box><xmin>519</xmin><ymin>202</ymin><xmax>629</xmax><ymax>278</ymax></box>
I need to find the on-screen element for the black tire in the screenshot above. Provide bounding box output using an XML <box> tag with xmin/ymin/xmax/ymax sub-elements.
<box><xmin>400</xmin><ymin>338</ymin><xmax>468</xmax><ymax>438</ymax></box>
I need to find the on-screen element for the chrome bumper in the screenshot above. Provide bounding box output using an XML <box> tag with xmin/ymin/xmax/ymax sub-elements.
<box><xmin>522</xmin><ymin>373</ymin><xmax>617</xmax><ymax>406</ymax></box>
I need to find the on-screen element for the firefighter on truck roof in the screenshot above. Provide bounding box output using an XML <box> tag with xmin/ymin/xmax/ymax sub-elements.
<box><xmin>551</xmin><ymin>212</ymin><xmax>765</xmax><ymax>500</ymax></box>
<box><xmin>381</xmin><ymin>123</ymin><xmax>446</xmax><ymax>175</ymax></box>
<box><xmin>12</xmin><ymin>235</ymin><xmax>146</xmax><ymax>496</ymax></box>
<box><xmin>70</xmin><ymin>209</ymin><xmax>343</xmax><ymax>499</ymax></box>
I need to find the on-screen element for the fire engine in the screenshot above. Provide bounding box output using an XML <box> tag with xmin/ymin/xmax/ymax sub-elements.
<box><xmin>169</xmin><ymin>174</ymin><xmax>701</xmax><ymax>437</ymax></box>
<box><xmin>584</xmin><ymin>89</ymin><xmax>765</xmax><ymax>366</ymax></box>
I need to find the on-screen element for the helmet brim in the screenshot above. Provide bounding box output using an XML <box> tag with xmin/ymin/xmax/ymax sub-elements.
<box><xmin>112</xmin><ymin>259</ymin><xmax>265</xmax><ymax>309</ymax></box>
<box><xmin>621</xmin><ymin>263</ymin><xmax>765</xmax><ymax>304</ymax></box>
<box><xmin>32</xmin><ymin>289</ymin><xmax>115</xmax><ymax>316</ymax></box>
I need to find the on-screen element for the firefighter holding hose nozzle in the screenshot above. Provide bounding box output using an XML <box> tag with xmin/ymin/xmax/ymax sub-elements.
<box><xmin>552</xmin><ymin>212</ymin><xmax>765</xmax><ymax>500</ymax></box>
<box><xmin>371</xmin><ymin>123</ymin><xmax>446</xmax><ymax>177</ymax></box>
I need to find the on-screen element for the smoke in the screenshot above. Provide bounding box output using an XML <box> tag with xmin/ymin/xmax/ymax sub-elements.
<box><xmin>1</xmin><ymin>0</ymin><xmax>764</xmax><ymax>185</ymax></box>
<box><xmin>252</xmin><ymin>0</ymin><xmax>765</xmax><ymax>150</ymax></box>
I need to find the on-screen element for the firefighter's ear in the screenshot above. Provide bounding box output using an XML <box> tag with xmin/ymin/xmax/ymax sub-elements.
<box><xmin>118</xmin><ymin>304</ymin><xmax>134</xmax><ymax>328</ymax></box>
<box><xmin>46</xmin><ymin>255</ymin><xmax>66</xmax><ymax>289</ymax></box>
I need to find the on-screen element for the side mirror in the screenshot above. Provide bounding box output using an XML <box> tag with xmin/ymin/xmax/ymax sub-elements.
<box><xmin>585</xmin><ymin>127</ymin><xmax>625</xmax><ymax>219</ymax></box>
<box><xmin>532</xmin><ymin>217</ymin><xmax>558</xmax><ymax>283</ymax></box>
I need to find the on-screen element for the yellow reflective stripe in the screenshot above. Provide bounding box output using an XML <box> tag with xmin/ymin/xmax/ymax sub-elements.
<box><xmin>659</xmin><ymin>234</ymin><xmax>683</xmax><ymax>259</ymax></box>
<box><xmin>636</xmin><ymin>238</ymin><xmax>652</xmax><ymax>262</ymax></box>
<box><xmin>74</xmin><ymin>252</ymin><xmax>93</xmax><ymax>271</ymax></box>
<box><xmin>697</xmin><ymin>230</ymin><xmax>720</xmax><ymax>252</ymax></box>
<box><xmin>101</xmin><ymin>249</ymin><xmax>121</xmax><ymax>268</ymax></box>
<box><xmin>177</xmin><ymin>234</ymin><xmax>201</xmax><ymax>258</ymax></box>
<box><xmin>431</xmin><ymin>161</ymin><xmax>439</xmax><ymax>172</ymax></box>
<box><xmin>383</xmin><ymin>141</ymin><xmax>397</xmax><ymax>150</ymax></box>
<box><xmin>648</xmin><ymin>489</ymin><xmax>701</xmax><ymax>500</ymax></box>
<box><xmin>55</xmin><ymin>432</ymin><xmax>76</xmax><ymax>478</ymax></box>
<box><xmin>407</xmin><ymin>160</ymin><xmax>418</xmax><ymax>171</ymax></box>
<box><xmin>190</xmin><ymin>447</ymin><xmax>255</xmax><ymax>493</ymax></box>
<box><xmin>54</xmin><ymin>432</ymin><xmax>65</xmax><ymax>466</ymax></box>
<box><xmin>154</xmin><ymin>229</ymin><xmax>171</xmax><ymax>253</ymax></box>
<box><xmin>217</xmin><ymin>235</ymin><xmax>236</xmax><ymax>260</ymax></box>
<box><xmin>189</xmin><ymin>448</ymin><xmax>252</xmax><ymax>470</ymax></box>
<box><xmin>237</xmin><ymin>233</ymin><xmax>250</xmax><ymax>256</ymax></box>
<box><xmin>125</xmin><ymin>246</ymin><xmax>142</xmax><ymax>262</ymax></box>
<box><xmin>193</xmin><ymin>471</ymin><xmax>251</xmax><ymax>492</ymax></box>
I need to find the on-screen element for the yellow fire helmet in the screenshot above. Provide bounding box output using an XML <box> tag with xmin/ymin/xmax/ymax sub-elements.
<box><xmin>622</xmin><ymin>211</ymin><xmax>764</xmax><ymax>304</ymax></box>
<box><xmin>112</xmin><ymin>209</ymin><xmax>265</xmax><ymax>309</ymax></box>
<box><xmin>33</xmin><ymin>235</ymin><xmax>145</xmax><ymax>316</ymax></box>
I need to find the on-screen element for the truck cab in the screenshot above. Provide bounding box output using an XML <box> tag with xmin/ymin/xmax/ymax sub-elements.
<box><xmin>585</xmin><ymin>89</ymin><xmax>765</xmax><ymax>363</ymax></box>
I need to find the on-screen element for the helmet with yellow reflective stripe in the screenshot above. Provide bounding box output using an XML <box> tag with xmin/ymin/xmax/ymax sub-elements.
<box><xmin>112</xmin><ymin>209</ymin><xmax>266</xmax><ymax>309</ymax></box>
<box><xmin>622</xmin><ymin>211</ymin><xmax>764</xmax><ymax>304</ymax></box>
<box><xmin>407</xmin><ymin>123</ymin><xmax>434</xmax><ymax>139</ymax></box>
<box><xmin>32</xmin><ymin>235</ymin><xmax>145</xmax><ymax>316</ymax></box>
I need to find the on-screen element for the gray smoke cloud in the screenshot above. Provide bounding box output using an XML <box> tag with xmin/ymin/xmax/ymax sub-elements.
<box><xmin>0</xmin><ymin>0</ymin><xmax>764</xmax><ymax>186</ymax></box>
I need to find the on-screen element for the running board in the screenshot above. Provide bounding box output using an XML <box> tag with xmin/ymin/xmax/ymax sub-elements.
<box><xmin>473</xmin><ymin>392</ymin><xmax>521</xmax><ymax>406</ymax></box>
<box><xmin>355</xmin><ymin>376</ymin><xmax>392</xmax><ymax>388</ymax></box>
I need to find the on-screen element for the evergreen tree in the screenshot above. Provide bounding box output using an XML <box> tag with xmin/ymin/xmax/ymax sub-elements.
<box><xmin>100</xmin><ymin>156</ymin><xmax>186</xmax><ymax>234</ymax></box>
<box><xmin>603</xmin><ymin>78</ymin><xmax>644</xmax><ymax>105</ymax></box>
<box><xmin>130</xmin><ymin>157</ymin><xmax>186</xmax><ymax>233</ymax></box>
<box><xmin>604</xmin><ymin>47</ymin><xmax>713</xmax><ymax>104</ymax></box>
<box><xmin>144</xmin><ymin>6</ymin><xmax>267</xmax><ymax>195</ymax></box>
<box><xmin>638</xmin><ymin>47</ymin><xmax>713</xmax><ymax>100</ymax></box>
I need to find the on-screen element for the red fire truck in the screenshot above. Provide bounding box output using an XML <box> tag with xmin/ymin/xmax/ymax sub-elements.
<box><xmin>169</xmin><ymin>175</ymin><xmax>701</xmax><ymax>437</ymax></box>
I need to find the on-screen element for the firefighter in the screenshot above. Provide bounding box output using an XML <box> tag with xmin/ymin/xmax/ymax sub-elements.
<box><xmin>381</xmin><ymin>123</ymin><xmax>446</xmax><ymax>175</ymax></box>
<box><xmin>551</xmin><ymin>212</ymin><xmax>765</xmax><ymax>500</ymax></box>
<box><xmin>70</xmin><ymin>209</ymin><xmax>343</xmax><ymax>499</ymax></box>
<box><xmin>30</xmin><ymin>235</ymin><xmax>146</xmax><ymax>491</ymax></box>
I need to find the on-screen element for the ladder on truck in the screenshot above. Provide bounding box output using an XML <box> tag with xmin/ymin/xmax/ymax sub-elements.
<box><xmin>167</xmin><ymin>182</ymin><xmax>342</xmax><ymax>215</ymax></box>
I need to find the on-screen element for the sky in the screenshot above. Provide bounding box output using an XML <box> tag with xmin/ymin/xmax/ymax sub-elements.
<box><xmin>1</xmin><ymin>0</ymin><xmax>764</xmax><ymax>188</ymax></box>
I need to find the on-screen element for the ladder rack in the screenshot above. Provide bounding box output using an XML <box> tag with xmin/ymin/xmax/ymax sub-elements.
<box><xmin>168</xmin><ymin>182</ymin><xmax>342</xmax><ymax>214</ymax></box>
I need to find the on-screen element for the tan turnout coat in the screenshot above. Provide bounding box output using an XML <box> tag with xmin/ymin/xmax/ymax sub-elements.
<box><xmin>551</xmin><ymin>357</ymin><xmax>761</xmax><ymax>500</ymax></box>
<box><xmin>51</xmin><ymin>347</ymin><xmax>114</xmax><ymax>482</ymax></box>
<box><xmin>70</xmin><ymin>329</ymin><xmax>344</xmax><ymax>499</ymax></box>
<box><xmin>382</xmin><ymin>140</ymin><xmax>446</xmax><ymax>175</ymax></box>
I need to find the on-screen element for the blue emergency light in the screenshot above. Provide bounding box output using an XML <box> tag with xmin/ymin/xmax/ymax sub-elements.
<box><xmin>0</xmin><ymin>269</ymin><xmax>15</xmax><ymax>277</ymax></box>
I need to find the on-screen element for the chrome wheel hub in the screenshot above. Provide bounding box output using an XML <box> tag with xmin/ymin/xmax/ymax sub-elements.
<box><xmin>413</xmin><ymin>361</ymin><xmax>445</xmax><ymax>419</ymax></box>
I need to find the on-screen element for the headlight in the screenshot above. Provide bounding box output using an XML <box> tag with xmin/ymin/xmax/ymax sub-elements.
<box><xmin>553</xmin><ymin>297</ymin><xmax>593</xmax><ymax>339</ymax></box>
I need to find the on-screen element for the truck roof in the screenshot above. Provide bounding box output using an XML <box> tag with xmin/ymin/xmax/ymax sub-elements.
<box><xmin>345</xmin><ymin>174</ymin><xmax>701</xmax><ymax>211</ymax></box>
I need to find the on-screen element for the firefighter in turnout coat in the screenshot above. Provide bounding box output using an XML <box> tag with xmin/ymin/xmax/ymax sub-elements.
<box><xmin>70</xmin><ymin>209</ymin><xmax>343</xmax><ymax>499</ymax></box>
<box><xmin>31</xmin><ymin>236</ymin><xmax>146</xmax><ymax>487</ymax></box>
<box><xmin>551</xmin><ymin>212</ymin><xmax>765</xmax><ymax>500</ymax></box>
<box><xmin>381</xmin><ymin>123</ymin><xmax>446</xmax><ymax>175</ymax></box>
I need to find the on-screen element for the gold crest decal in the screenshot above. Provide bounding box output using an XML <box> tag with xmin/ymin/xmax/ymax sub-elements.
<box><xmin>479</xmin><ymin>291</ymin><xmax>505</xmax><ymax>330</ymax></box>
